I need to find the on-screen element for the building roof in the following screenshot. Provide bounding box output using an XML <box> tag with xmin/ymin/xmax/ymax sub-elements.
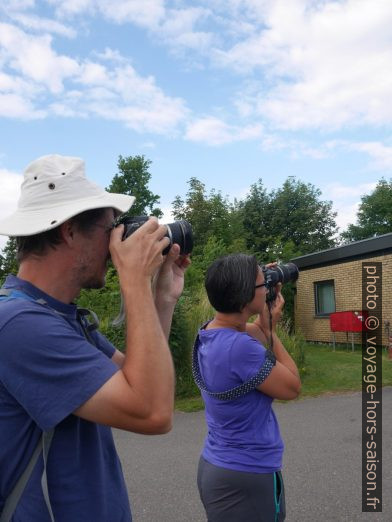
<box><xmin>291</xmin><ymin>232</ymin><xmax>392</xmax><ymax>270</ymax></box>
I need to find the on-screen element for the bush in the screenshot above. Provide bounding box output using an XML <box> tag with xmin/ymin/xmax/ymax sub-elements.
<box><xmin>77</xmin><ymin>266</ymin><xmax>125</xmax><ymax>350</ymax></box>
<box><xmin>169</xmin><ymin>286</ymin><xmax>214</xmax><ymax>398</ymax></box>
<box><xmin>276</xmin><ymin>320</ymin><xmax>307</xmax><ymax>375</ymax></box>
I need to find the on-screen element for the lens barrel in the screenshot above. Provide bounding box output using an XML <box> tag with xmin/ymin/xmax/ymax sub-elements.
<box><xmin>263</xmin><ymin>262</ymin><xmax>299</xmax><ymax>301</ymax></box>
<box><xmin>119</xmin><ymin>216</ymin><xmax>193</xmax><ymax>255</ymax></box>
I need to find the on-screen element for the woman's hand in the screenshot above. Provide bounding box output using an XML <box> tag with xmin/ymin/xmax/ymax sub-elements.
<box><xmin>255</xmin><ymin>283</ymin><xmax>285</xmax><ymax>337</ymax></box>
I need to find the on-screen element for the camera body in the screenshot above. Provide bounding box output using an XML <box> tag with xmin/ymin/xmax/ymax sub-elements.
<box><xmin>262</xmin><ymin>262</ymin><xmax>299</xmax><ymax>302</ymax></box>
<box><xmin>118</xmin><ymin>215</ymin><xmax>193</xmax><ymax>255</ymax></box>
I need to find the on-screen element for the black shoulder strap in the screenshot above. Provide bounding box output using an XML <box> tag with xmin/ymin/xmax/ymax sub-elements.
<box><xmin>192</xmin><ymin>326</ymin><xmax>276</xmax><ymax>401</ymax></box>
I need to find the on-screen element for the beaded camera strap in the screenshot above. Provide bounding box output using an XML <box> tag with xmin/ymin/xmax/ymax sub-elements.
<box><xmin>192</xmin><ymin>324</ymin><xmax>276</xmax><ymax>401</ymax></box>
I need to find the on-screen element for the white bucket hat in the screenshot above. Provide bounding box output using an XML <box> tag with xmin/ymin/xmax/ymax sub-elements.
<box><xmin>0</xmin><ymin>154</ymin><xmax>135</xmax><ymax>236</ymax></box>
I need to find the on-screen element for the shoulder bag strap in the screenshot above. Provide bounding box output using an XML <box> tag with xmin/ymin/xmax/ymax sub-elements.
<box><xmin>192</xmin><ymin>326</ymin><xmax>277</xmax><ymax>401</ymax></box>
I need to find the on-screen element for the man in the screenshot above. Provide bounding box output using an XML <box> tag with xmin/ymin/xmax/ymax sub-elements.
<box><xmin>0</xmin><ymin>154</ymin><xmax>189</xmax><ymax>521</ymax></box>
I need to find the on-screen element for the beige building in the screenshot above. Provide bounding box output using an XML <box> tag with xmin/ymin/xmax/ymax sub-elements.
<box><xmin>291</xmin><ymin>233</ymin><xmax>392</xmax><ymax>346</ymax></box>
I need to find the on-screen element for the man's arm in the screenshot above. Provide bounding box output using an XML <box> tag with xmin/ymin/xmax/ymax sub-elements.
<box><xmin>110</xmin><ymin>246</ymin><xmax>190</xmax><ymax>365</ymax></box>
<box><xmin>74</xmin><ymin>219</ymin><xmax>179</xmax><ymax>434</ymax></box>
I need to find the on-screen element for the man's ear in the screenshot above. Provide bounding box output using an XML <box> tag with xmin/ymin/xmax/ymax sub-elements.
<box><xmin>59</xmin><ymin>219</ymin><xmax>75</xmax><ymax>246</ymax></box>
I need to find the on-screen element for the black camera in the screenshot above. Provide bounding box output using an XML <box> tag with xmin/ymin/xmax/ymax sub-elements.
<box><xmin>118</xmin><ymin>216</ymin><xmax>193</xmax><ymax>255</ymax></box>
<box><xmin>262</xmin><ymin>262</ymin><xmax>299</xmax><ymax>302</ymax></box>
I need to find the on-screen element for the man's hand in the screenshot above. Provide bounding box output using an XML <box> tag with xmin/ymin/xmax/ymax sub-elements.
<box><xmin>153</xmin><ymin>244</ymin><xmax>191</xmax><ymax>339</ymax></box>
<box><xmin>109</xmin><ymin>217</ymin><xmax>170</xmax><ymax>287</ymax></box>
<box><xmin>153</xmin><ymin>244</ymin><xmax>191</xmax><ymax>304</ymax></box>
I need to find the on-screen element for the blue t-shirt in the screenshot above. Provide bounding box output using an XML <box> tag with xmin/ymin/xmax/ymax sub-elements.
<box><xmin>0</xmin><ymin>275</ymin><xmax>132</xmax><ymax>521</ymax></box>
<box><xmin>198</xmin><ymin>327</ymin><xmax>284</xmax><ymax>473</ymax></box>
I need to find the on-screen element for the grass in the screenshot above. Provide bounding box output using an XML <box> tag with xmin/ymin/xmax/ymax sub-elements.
<box><xmin>175</xmin><ymin>343</ymin><xmax>392</xmax><ymax>412</ymax></box>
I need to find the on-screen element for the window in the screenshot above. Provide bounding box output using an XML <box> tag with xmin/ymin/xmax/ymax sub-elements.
<box><xmin>314</xmin><ymin>280</ymin><xmax>335</xmax><ymax>316</ymax></box>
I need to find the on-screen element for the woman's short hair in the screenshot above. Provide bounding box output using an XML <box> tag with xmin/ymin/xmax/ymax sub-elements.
<box><xmin>205</xmin><ymin>253</ymin><xmax>259</xmax><ymax>313</ymax></box>
<box><xmin>16</xmin><ymin>207</ymin><xmax>109</xmax><ymax>262</ymax></box>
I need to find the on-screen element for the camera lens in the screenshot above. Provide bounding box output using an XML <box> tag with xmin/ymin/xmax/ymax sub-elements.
<box><xmin>165</xmin><ymin>220</ymin><xmax>193</xmax><ymax>255</ymax></box>
<box><xmin>120</xmin><ymin>216</ymin><xmax>193</xmax><ymax>255</ymax></box>
<box><xmin>273</xmin><ymin>262</ymin><xmax>299</xmax><ymax>284</ymax></box>
<box><xmin>263</xmin><ymin>262</ymin><xmax>299</xmax><ymax>302</ymax></box>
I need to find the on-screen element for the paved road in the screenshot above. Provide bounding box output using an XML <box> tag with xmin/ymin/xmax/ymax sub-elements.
<box><xmin>114</xmin><ymin>388</ymin><xmax>392</xmax><ymax>522</ymax></box>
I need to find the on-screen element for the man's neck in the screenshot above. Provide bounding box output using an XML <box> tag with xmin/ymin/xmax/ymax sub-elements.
<box><xmin>18</xmin><ymin>259</ymin><xmax>80</xmax><ymax>304</ymax></box>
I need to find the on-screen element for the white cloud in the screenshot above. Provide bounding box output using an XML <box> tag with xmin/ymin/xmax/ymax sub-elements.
<box><xmin>3</xmin><ymin>0</ymin><xmax>392</xmax><ymax>144</ymax></box>
<box><xmin>47</xmin><ymin>0</ymin><xmax>94</xmax><ymax>17</ymax></box>
<box><xmin>78</xmin><ymin>62</ymin><xmax>108</xmax><ymax>85</ymax></box>
<box><xmin>0</xmin><ymin>168</ymin><xmax>22</xmax><ymax>252</ymax></box>
<box><xmin>322</xmin><ymin>181</ymin><xmax>377</xmax><ymax>201</ymax></box>
<box><xmin>158</xmin><ymin>7</ymin><xmax>214</xmax><ymax>52</ymax></box>
<box><xmin>76</xmin><ymin>63</ymin><xmax>189</xmax><ymax>134</ymax></box>
<box><xmin>214</xmin><ymin>0</ymin><xmax>392</xmax><ymax>130</ymax></box>
<box><xmin>321</xmin><ymin>181</ymin><xmax>377</xmax><ymax>233</ymax></box>
<box><xmin>1</xmin><ymin>0</ymin><xmax>35</xmax><ymax>10</ymax></box>
<box><xmin>97</xmin><ymin>0</ymin><xmax>165</xmax><ymax>28</ymax></box>
<box><xmin>48</xmin><ymin>1</ymin><xmax>214</xmax><ymax>53</ymax></box>
<box><xmin>259</xmin><ymin>133</ymin><xmax>331</xmax><ymax>159</ymax></box>
<box><xmin>0</xmin><ymin>93</ymin><xmax>45</xmax><ymax>118</ymax></box>
<box><xmin>348</xmin><ymin>142</ymin><xmax>392</xmax><ymax>171</ymax></box>
<box><xmin>185</xmin><ymin>116</ymin><xmax>263</xmax><ymax>145</ymax></box>
<box><xmin>0</xmin><ymin>22</ymin><xmax>79</xmax><ymax>94</ymax></box>
<box><xmin>324</xmin><ymin>139</ymin><xmax>392</xmax><ymax>172</ymax></box>
<box><xmin>0</xmin><ymin>18</ymin><xmax>189</xmax><ymax>132</ymax></box>
<box><xmin>47</xmin><ymin>0</ymin><xmax>165</xmax><ymax>27</ymax></box>
<box><xmin>10</xmin><ymin>13</ymin><xmax>77</xmax><ymax>38</ymax></box>
<box><xmin>333</xmin><ymin>201</ymin><xmax>360</xmax><ymax>234</ymax></box>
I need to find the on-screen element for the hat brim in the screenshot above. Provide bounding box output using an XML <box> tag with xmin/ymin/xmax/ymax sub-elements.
<box><xmin>0</xmin><ymin>192</ymin><xmax>135</xmax><ymax>237</ymax></box>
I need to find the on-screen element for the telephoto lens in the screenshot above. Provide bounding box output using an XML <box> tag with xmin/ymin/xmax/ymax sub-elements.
<box><xmin>118</xmin><ymin>216</ymin><xmax>193</xmax><ymax>255</ymax></box>
<box><xmin>262</xmin><ymin>262</ymin><xmax>299</xmax><ymax>302</ymax></box>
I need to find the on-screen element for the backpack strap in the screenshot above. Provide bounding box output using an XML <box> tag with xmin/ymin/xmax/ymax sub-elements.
<box><xmin>192</xmin><ymin>323</ymin><xmax>276</xmax><ymax>401</ymax></box>
<box><xmin>0</xmin><ymin>288</ymin><xmax>99</xmax><ymax>347</ymax></box>
<box><xmin>0</xmin><ymin>287</ymin><xmax>45</xmax><ymax>305</ymax></box>
<box><xmin>0</xmin><ymin>285</ymin><xmax>103</xmax><ymax>521</ymax></box>
<box><xmin>0</xmin><ymin>288</ymin><xmax>57</xmax><ymax>521</ymax></box>
<box><xmin>0</xmin><ymin>430</ymin><xmax>55</xmax><ymax>522</ymax></box>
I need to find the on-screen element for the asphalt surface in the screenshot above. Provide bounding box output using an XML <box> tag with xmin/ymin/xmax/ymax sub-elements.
<box><xmin>114</xmin><ymin>387</ymin><xmax>392</xmax><ymax>522</ymax></box>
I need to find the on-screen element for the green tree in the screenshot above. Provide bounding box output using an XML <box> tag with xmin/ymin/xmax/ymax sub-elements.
<box><xmin>0</xmin><ymin>238</ymin><xmax>18</xmax><ymax>283</ymax></box>
<box><xmin>269</xmin><ymin>177</ymin><xmax>337</xmax><ymax>255</ymax></box>
<box><xmin>107</xmin><ymin>155</ymin><xmax>162</xmax><ymax>218</ymax></box>
<box><xmin>172</xmin><ymin>178</ymin><xmax>235</xmax><ymax>255</ymax></box>
<box><xmin>340</xmin><ymin>178</ymin><xmax>392</xmax><ymax>242</ymax></box>
<box><xmin>237</xmin><ymin>179</ymin><xmax>272</xmax><ymax>257</ymax></box>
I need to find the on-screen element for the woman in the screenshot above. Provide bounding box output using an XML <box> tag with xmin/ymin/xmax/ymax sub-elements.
<box><xmin>194</xmin><ymin>253</ymin><xmax>301</xmax><ymax>522</ymax></box>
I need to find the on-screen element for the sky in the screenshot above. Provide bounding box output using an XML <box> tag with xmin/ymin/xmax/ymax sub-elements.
<box><xmin>1</xmin><ymin>0</ymin><xmax>392</xmax><ymax>252</ymax></box>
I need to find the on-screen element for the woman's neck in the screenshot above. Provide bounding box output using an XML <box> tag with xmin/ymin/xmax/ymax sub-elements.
<box><xmin>208</xmin><ymin>312</ymin><xmax>248</xmax><ymax>332</ymax></box>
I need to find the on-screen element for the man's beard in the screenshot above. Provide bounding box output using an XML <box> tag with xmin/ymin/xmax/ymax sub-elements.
<box><xmin>83</xmin><ymin>276</ymin><xmax>105</xmax><ymax>290</ymax></box>
<box><xmin>74</xmin><ymin>257</ymin><xmax>107</xmax><ymax>290</ymax></box>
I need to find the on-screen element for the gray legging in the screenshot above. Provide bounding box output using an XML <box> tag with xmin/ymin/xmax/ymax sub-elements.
<box><xmin>197</xmin><ymin>456</ymin><xmax>286</xmax><ymax>522</ymax></box>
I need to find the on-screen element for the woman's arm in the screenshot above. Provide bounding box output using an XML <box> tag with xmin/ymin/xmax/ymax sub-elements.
<box><xmin>247</xmin><ymin>286</ymin><xmax>301</xmax><ymax>400</ymax></box>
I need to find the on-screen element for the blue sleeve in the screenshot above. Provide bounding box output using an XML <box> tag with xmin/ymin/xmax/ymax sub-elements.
<box><xmin>0</xmin><ymin>308</ymin><xmax>119</xmax><ymax>431</ymax></box>
<box><xmin>90</xmin><ymin>329</ymin><xmax>116</xmax><ymax>358</ymax></box>
<box><xmin>230</xmin><ymin>334</ymin><xmax>268</xmax><ymax>383</ymax></box>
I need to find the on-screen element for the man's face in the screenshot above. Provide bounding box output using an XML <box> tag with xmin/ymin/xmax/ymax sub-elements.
<box><xmin>73</xmin><ymin>208</ymin><xmax>115</xmax><ymax>290</ymax></box>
